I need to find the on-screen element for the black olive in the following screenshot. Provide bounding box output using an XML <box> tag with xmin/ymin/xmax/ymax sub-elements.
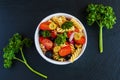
<box><xmin>50</xmin><ymin>37</ymin><xmax>55</xmax><ymax>41</ymax></box>
<box><xmin>45</xmin><ymin>51</ymin><xmax>53</xmax><ymax>59</ymax></box>
<box><xmin>39</xmin><ymin>30</ymin><xmax>43</xmax><ymax>36</ymax></box>
<box><xmin>65</xmin><ymin>54</ymin><xmax>72</xmax><ymax>60</ymax></box>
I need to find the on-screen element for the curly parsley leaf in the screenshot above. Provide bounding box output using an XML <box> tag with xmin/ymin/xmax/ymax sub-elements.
<box><xmin>41</xmin><ymin>30</ymin><xmax>51</xmax><ymax>37</ymax></box>
<box><xmin>86</xmin><ymin>4</ymin><xmax>116</xmax><ymax>53</ymax></box>
<box><xmin>55</xmin><ymin>32</ymin><xmax>67</xmax><ymax>45</ymax></box>
<box><xmin>61</xmin><ymin>21</ymin><xmax>73</xmax><ymax>29</ymax></box>
<box><xmin>3</xmin><ymin>33</ymin><xmax>47</xmax><ymax>79</ymax></box>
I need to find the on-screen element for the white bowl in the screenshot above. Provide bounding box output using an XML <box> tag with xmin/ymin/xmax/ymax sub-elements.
<box><xmin>34</xmin><ymin>13</ymin><xmax>87</xmax><ymax>65</ymax></box>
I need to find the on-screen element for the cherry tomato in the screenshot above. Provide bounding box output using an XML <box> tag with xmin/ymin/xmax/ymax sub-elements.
<box><xmin>59</xmin><ymin>46</ymin><xmax>71</xmax><ymax>57</ymax></box>
<box><xmin>75</xmin><ymin>36</ymin><xmax>86</xmax><ymax>45</ymax></box>
<box><xmin>40</xmin><ymin>38</ymin><xmax>53</xmax><ymax>50</ymax></box>
<box><xmin>39</xmin><ymin>22</ymin><xmax>51</xmax><ymax>30</ymax></box>
<box><xmin>39</xmin><ymin>36</ymin><xmax>44</xmax><ymax>43</ymax></box>
<box><xmin>51</xmin><ymin>30</ymin><xmax>57</xmax><ymax>38</ymax></box>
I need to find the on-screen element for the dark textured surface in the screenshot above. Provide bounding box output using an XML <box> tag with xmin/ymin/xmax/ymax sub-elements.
<box><xmin>0</xmin><ymin>0</ymin><xmax>120</xmax><ymax>80</ymax></box>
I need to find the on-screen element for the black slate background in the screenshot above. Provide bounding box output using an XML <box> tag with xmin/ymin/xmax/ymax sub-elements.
<box><xmin>0</xmin><ymin>0</ymin><xmax>120</xmax><ymax>80</ymax></box>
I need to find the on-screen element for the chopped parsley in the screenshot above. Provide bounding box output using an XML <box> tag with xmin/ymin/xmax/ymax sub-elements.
<box><xmin>61</xmin><ymin>21</ymin><xmax>73</xmax><ymax>29</ymax></box>
<box><xmin>55</xmin><ymin>32</ymin><xmax>67</xmax><ymax>45</ymax></box>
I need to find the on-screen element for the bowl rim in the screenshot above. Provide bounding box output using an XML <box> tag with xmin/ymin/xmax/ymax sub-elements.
<box><xmin>34</xmin><ymin>13</ymin><xmax>87</xmax><ymax>65</ymax></box>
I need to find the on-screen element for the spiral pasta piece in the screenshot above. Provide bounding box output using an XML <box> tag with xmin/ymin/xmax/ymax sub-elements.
<box><xmin>70</xmin><ymin>18</ymin><xmax>83</xmax><ymax>32</ymax></box>
<box><xmin>75</xmin><ymin>44</ymin><xmax>82</xmax><ymax>48</ymax></box>
<box><xmin>53</xmin><ymin>53</ymin><xmax>65</xmax><ymax>62</ymax></box>
<box><xmin>53</xmin><ymin>53</ymin><xmax>60</xmax><ymax>60</ymax></box>
<box><xmin>57</xmin><ymin>27</ymin><xmax>65</xmax><ymax>33</ymax></box>
<box><xmin>58</xmin><ymin>58</ymin><xmax>65</xmax><ymax>62</ymax></box>
<box><xmin>69</xmin><ymin>48</ymin><xmax>82</xmax><ymax>62</ymax></box>
<box><xmin>51</xmin><ymin>16</ymin><xmax>67</xmax><ymax>26</ymax></box>
<box><xmin>40</xmin><ymin>44</ymin><xmax>47</xmax><ymax>53</ymax></box>
<box><xmin>70</xmin><ymin>44</ymin><xmax>75</xmax><ymax>54</ymax></box>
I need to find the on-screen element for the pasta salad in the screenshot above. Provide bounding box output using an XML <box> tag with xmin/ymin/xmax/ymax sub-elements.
<box><xmin>39</xmin><ymin>16</ymin><xmax>86</xmax><ymax>62</ymax></box>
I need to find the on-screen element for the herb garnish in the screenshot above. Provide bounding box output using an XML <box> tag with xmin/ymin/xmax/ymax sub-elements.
<box><xmin>3</xmin><ymin>33</ymin><xmax>47</xmax><ymax>79</ymax></box>
<box><xmin>61</xmin><ymin>21</ymin><xmax>73</xmax><ymax>29</ymax></box>
<box><xmin>55</xmin><ymin>32</ymin><xmax>67</xmax><ymax>45</ymax></box>
<box><xmin>86</xmin><ymin>4</ymin><xmax>116</xmax><ymax>53</ymax></box>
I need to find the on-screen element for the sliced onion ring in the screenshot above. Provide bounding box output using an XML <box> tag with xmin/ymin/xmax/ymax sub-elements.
<box><xmin>69</xmin><ymin>32</ymin><xmax>75</xmax><ymax>42</ymax></box>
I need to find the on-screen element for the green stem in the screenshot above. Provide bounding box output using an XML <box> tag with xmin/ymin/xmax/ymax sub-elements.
<box><xmin>14</xmin><ymin>57</ymin><xmax>25</xmax><ymax>63</ymax></box>
<box><xmin>99</xmin><ymin>26</ymin><xmax>103</xmax><ymax>53</ymax></box>
<box><xmin>19</xmin><ymin>48</ymin><xmax>48</xmax><ymax>79</ymax></box>
<box><xmin>24</xmin><ymin>62</ymin><xmax>48</xmax><ymax>79</ymax></box>
<box><xmin>20</xmin><ymin>48</ymin><xmax>27</xmax><ymax>62</ymax></box>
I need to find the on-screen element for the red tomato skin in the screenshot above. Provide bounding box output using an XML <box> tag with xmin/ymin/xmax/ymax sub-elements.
<box><xmin>75</xmin><ymin>36</ymin><xmax>86</xmax><ymax>45</ymax></box>
<box><xmin>59</xmin><ymin>46</ymin><xmax>71</xmax><ymax>57</ymax></box>
<box><xmin>39</xmin><ymin>22</ymin><xmax>51</xmax><ymax>30</ymax></box>
<box><xmin>39</xmin><ymin>36</ymin><xmax>44</xmax><ymax>43</ymax></box>
<box><xmin>40</xmin><ymin>38</ymin><xmax>53</xmax><ymax>50</ymax></box>
<box><xmin>51</xmin><ymin>31</ymin><xmax>57</xmax><ymax>38</ymax></box>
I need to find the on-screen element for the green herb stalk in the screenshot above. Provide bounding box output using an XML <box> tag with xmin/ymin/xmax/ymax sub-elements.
<box><xmin>86</xmin><ymin>4</ymin><xmax>116</xmax><ymax>53</ymax></box>
<box><xmin>3</xmin><ymin>33</ymin><xmax>47</xmax><ymax>79</ymax></box>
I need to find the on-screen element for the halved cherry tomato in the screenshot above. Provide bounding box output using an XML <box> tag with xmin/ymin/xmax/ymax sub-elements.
<box><xmin>59</xmin><ymin>46</ymin><xmax>71</xmax><ymax>57</ymax></box>
<box><xmin>39</xmin><ymin>22</ymin><xmax>51</xmax><ymax>30</ymax></box>
<box><xmin>40</xmin><ymin>38</ymin><xmax>53</xmax><ymax>50</ymax></box>
<box><xmin>67</xmin><ymin>31</ymin><xmax>73</xmax><ymax>38</ymax></box>
<box><xmin>51</xmin><ymin>30</ymin><xmax>57</xmax><ymax>38</ymax></box>
<box><xmin>75</xmin><ymin>36</ymin><xmax>86</xmax><ymax>45</ymax></box>
<box><xmin>39</xmin><ymin>36</ymin><xmax>44</xmax><ymax>43</ymax></box>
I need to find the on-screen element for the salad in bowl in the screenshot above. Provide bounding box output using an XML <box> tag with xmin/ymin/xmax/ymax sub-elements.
<box><xmin>34</xmin><ymin>13</ymin><xmax>87</xmax><ymax>65</ymax></box>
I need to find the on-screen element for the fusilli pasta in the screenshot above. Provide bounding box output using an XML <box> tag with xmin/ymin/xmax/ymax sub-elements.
<box><xmin>70</xmin><ymin>18</ymin><xmax>83</xmax><ymax>32</ymax></box>
<box><xmin>51</xmin><ymin>16</ymin><xmax>67</xmax><ymax>26</ymax></box>
<box><xmin>53</xmin><ymin>53</ymin><xmax>60</xmax><ymax>60</ymax></box>
<box><xmin>70</xmin><ymin>44</ymin><xmax>75</xmax><ymax>54</ymax></box>
<box><xmin>69</xmin><ymin>48</ymin><xmax>82</xmax><ymax>62</ymax></box>
<box><xmin>75</xmin><ymin>44</ymin><xmax>82</xmax><ymax>48</ymax></box>
<box><xmin>40</xmin><ymin>44</ymin><xmax>47</xmax><ymax>53</ymax></box>
<box><xmin>58</xmin><ymin>58</ymin><xmax>65</xmax><ymax>62</ymax></box>
<box><xmin>57</xmin><ymin>27</ymin><xmax>65</xmax><ymax>33</ymax></box>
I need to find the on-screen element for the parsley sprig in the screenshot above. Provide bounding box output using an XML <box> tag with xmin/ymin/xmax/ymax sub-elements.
<box><xmin>3</xmin><ymin>33</ymin><xmax>47</xmax><ymax>79</ymax></box>
<box><xmin>86</xmin><ymin>4</ymin><xmax>116</xmax><ymax>53</ymax></box>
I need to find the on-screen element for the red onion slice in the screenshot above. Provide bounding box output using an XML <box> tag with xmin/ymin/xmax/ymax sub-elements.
<box><xmin>69</xmin><ymin>32</ymin><xmax>75</xmax><ymax>42</ymax></box>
